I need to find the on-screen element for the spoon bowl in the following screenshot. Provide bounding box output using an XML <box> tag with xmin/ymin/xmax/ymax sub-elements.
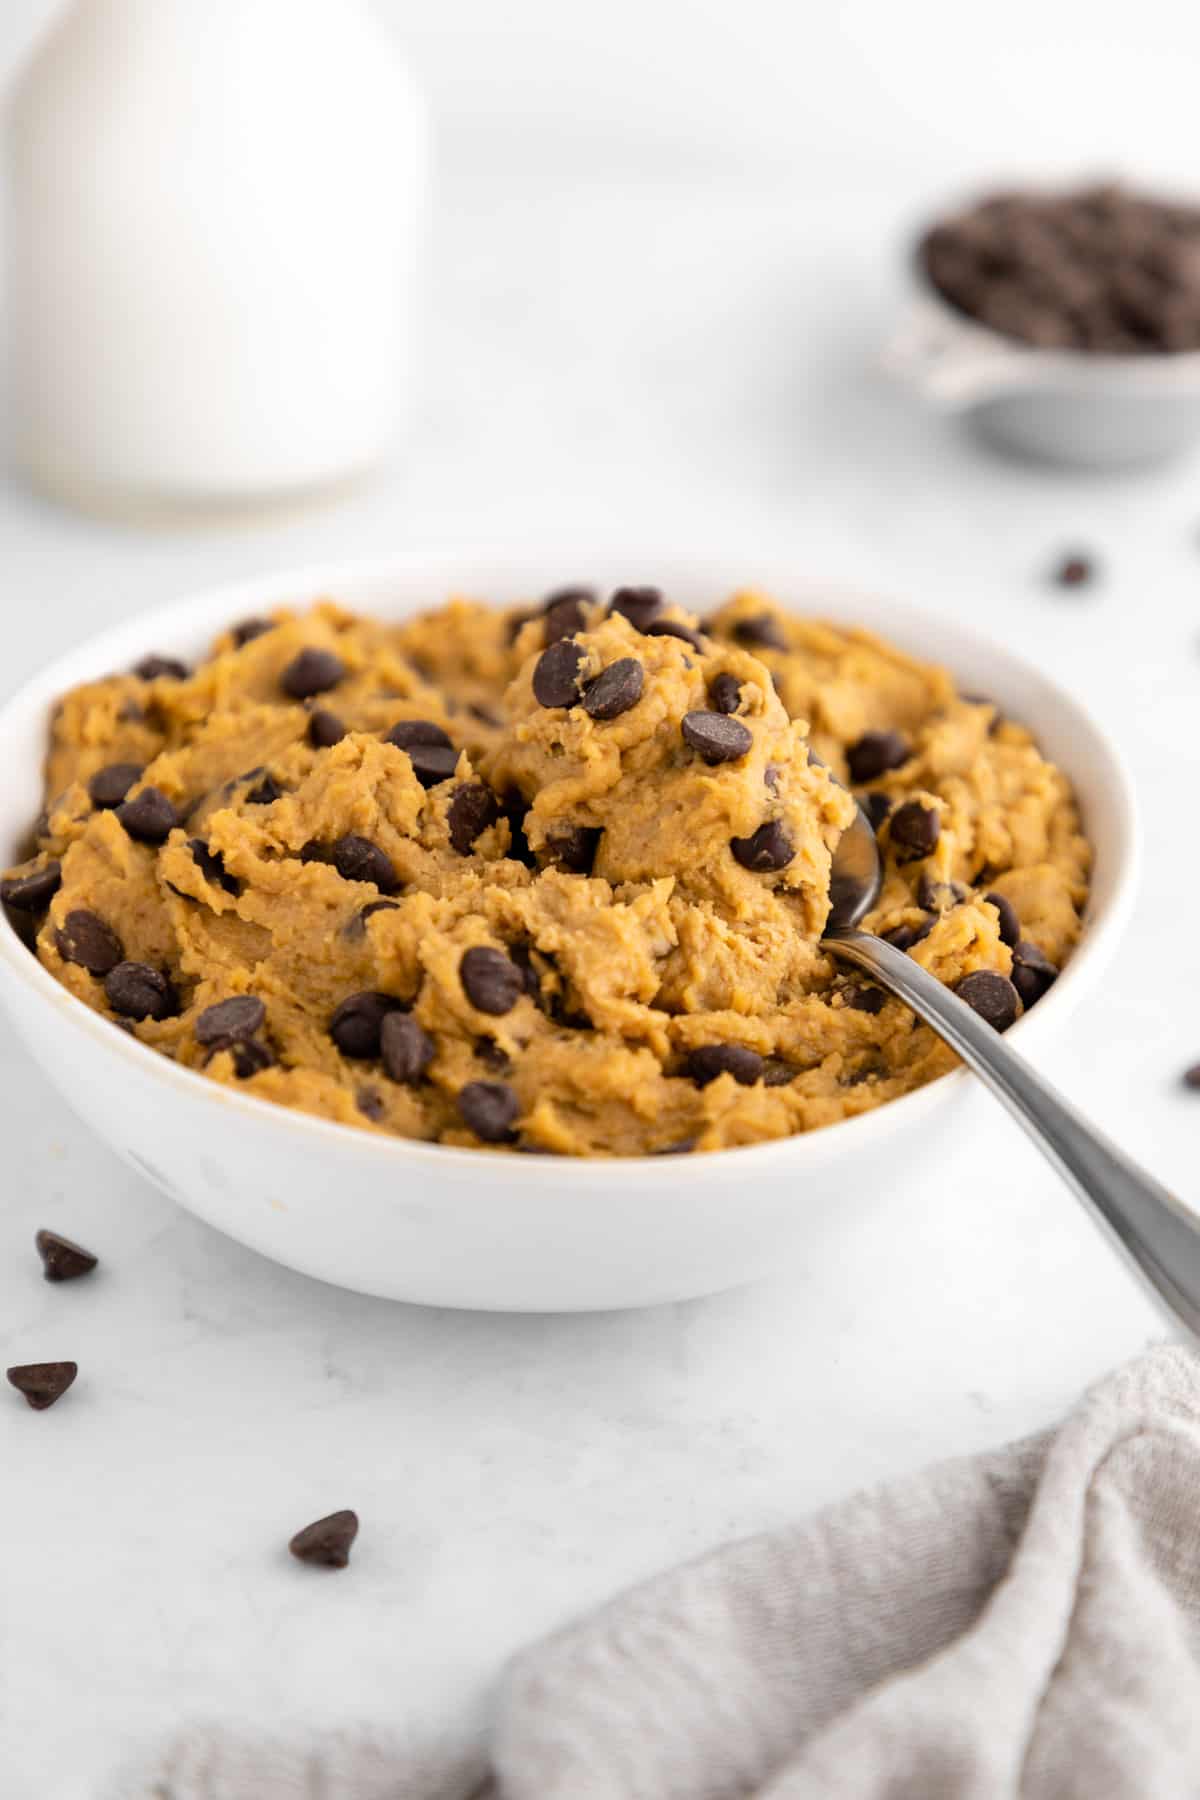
<box><xmin>825</xmin><ymin>802</ymin><xmax>882</xmax><ymax>934</ymax></box>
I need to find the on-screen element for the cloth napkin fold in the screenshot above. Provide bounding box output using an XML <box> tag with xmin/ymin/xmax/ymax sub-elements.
<box><xmin>126</xmin><ymin>1344</ymin><xmax>1200</xmax><ymax>1800</ymax></box>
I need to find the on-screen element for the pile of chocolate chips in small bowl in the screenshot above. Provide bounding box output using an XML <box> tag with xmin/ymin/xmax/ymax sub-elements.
<box><xmin>919</xmin><ymin>182</ymin><xmax>1200</xmax><ymax>353</ymax></box>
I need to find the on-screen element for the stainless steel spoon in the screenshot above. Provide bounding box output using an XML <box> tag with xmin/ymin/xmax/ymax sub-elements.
<box><xmin>824</xmin><ymin>804</ymin><xmax>1200</xmax><ymax>1336</ymax></box>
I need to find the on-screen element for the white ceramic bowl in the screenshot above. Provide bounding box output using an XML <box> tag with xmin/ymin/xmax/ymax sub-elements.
<box><xmin>0</xmin><ymin>554</ymin><xmax>1139</xmax><ymax>1312</ymax></box>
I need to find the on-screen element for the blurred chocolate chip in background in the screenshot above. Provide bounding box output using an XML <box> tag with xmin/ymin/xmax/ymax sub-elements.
<box><xmin>920</xmin><ymin>183</ymin><xmax>1200</xmax><ymax>355</ymax></box>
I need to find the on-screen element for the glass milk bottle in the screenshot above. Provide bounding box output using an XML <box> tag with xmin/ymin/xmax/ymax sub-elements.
<box><xmin>5</xmin><ymin>0</ymin><xmax>427</xmax><ymax>520</ymax></box>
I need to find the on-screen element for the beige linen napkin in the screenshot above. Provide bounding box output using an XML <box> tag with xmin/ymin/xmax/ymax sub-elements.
<box><xmin>126</xmin><ymin>1345</ymin><xmax>1200</xmax><ymax>1800</ymax></box>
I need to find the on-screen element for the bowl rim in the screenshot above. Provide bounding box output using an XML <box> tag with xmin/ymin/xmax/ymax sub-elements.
<box><xmin>0</xmin><ymin>550</ymin><xmax>1142</xmax><ymax>1183</ymax></box>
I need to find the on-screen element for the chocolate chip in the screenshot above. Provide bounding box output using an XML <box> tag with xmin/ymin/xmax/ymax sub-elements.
<box><xmin>533</xmin><ymin>639</ymin><xmax>586</xmax><ymax>709</ymax></box>
<box><xmin>384</xmin><ymin>720</ymin><xmax>458</xmax><ymax>785</ymax></box>
<box><xmin>608</xmin><ymin>586</ymin><xmax>663</xmax><ymax>632</ymax></box>
<box><xmin>308</xmin><ymin>709</ymin><xmax>347</xmax><ymax>748</ymax></box>
<box><xmin>356</xmin><ymin>1087</ymin><xmax>384</xmax><ymax>1121</ymax></box>
<box><xmin>542</xmin><ymin>585</ymin><xmax>595</xmax><ymax>612</ymax></box>
<box><xmin>231</xmin><ymin>618</ymin><xmax>274</xmax><ymax>647</ymax></box>
<box><xmin>299</xmin><ymin>840</ymin><xmax>332</xmax><ymax>865</ymax></box>
<box><xmin>955</xmin><ymin>969</ymin><xmax>1020</xmax><ymax>1032</ymax></box>
<box><xmin>708</xmin><ymin>672</ymin><xmax>742</xmax><ymax>714</ymax></box>
<box><xmin>448</xmin><ymin>783</ymin><xmax>500</xmax><ymax>854</ymax></box>
<box><xmin>543</xmin><ymin>595</ymin><xmax>589</xmax><ymax>646</ymax></box>
<box><xmin>189</xmin><ymin>838</ymin><xmax>240</xmax><ymax>895</ymax></box>
<box><xmin>763</xmin><ymin>765</ymin><xmax>781</xmax><ymax>792</ymax></box>
<box><xmin>460</xmin><ymin>945</ymin><xmax>524</xmax><ymax>1015</ymax></box>
<box><xmin>1183</xmin><ymin>1064</ymin><xmax>1200</xmax><ymax>1091</ymax></box>
<box><xmin>281</xmin><ymin>648</ymin><xmax>345</xmax><ymax>699</ymax></box>
<box><xmin>331</xmin><ymin>835</ymin><xmax>398</xmax><ymax>893</ymax></box>
<box><xmin>329</xmin><ymin>991</ymin><xmax>405</xmax><ymax>1058</ymax></box>
<box><xmin>889</xmin><ymin>800</ymin><xmax>940</xmax><ymax>862</ymax></box>
<box><xmin>541</xmin><ymin>595</ymin><xmax>589</xmax><ymax>647</ymax></box>
<box><xmin>289</xmin><ymin>1509</ymin><xmax>358</xmax><ymax>1568</ymax></box>
<box><xmin>380</xmin><ymin>1012</ymin><xmax>435</xmax><ymax>1085</ymax></box>
<box><xmin>1</xmin><ymin>860</ymin><xmax>61</xmax><ymax>912</ymax></box>
<box><xmin>1011</xmin><ymin>940</ymin><xmax>1059</xmax><ymax>1009</ymax></box>
<box><xmin>134</xmin><ymin>655</ymin><xmax>188</xmax><ymax>681</ymax></box>
<box><xmin>844</xmin><ymin>984</ymin><xmax>886</xmax><ymax>1014</ymax></box>
<box><xmin>35</xmin><ymin>1230</ymin><xmax>98</xmax><ymax>1283</ymax></box>
<box><xmin>210</xmin><ymin>1037</ymin><xmax>277</xmax><ymax>1079</ymax></box>
<box><xmin>644</xmin><ymin>618</ymin><xmax>707</xmax><ymax>652</ymax></box>
<box><xmin>7</xmin><ymin>1361</ymin><xmax>77</xmax><ymax>1410</ymax></box>
<box><xmin>245</xmin><ymin>773</ymin><xmax>283</xmax><ymax>805</ymax></box>
<box><xmin>1052</xmin><ymin>554</ymin><xmax>1095</xmax><ymax>589</ymax></box>
<box><xmin>863</xmin><ymin>792</ymin><xmax>892</xmax><ymax>833</ymax></box>
<box><xmin>654</xmin><ymin>1138</ymin><xmax>697</xmax><ymax>1155</ymax></box>
<box><xmin>55</xmin><ymin>909</ymin><xmax>123</xmax><ymax>975</ymax></box>
<box><xmin>195</xmin><ymin>995</ymin><xmax>265</xmax><ymax>1046</ymax></box>
<box><xmin>88</xmin><ymin>762</ymin><xmax>142</xmax><ymax>810</ymax></box>
<box><xmin>732</xmin><ymin>613</ymin><xmax>787</xmax><ymax>651</ymax></box>
<box><xmin>413</xmin><ymin>742</ymin><xmax>461</xmax><ymax>785</ymax></box>
<box><xmin>474</xmin><ymin>1038</ymin><xmax>512</xmax><ymax>1073</ymax></box>
<box><xmin>385</xmin><ymin>721</ymin><xmax>451</xmax><ymax>751</ymax></box>
<box><xmin>917</xmin><ymin>874</ymin><xmax>967</xmax><ymax>912</ymax></box>
<box><xmin>730</xmin><ymin>821</ymin><xmax>794</xmax><ymax>872</ymax></box>
<box><xmin>544</xmin><ymin>824</ymin><xmax>601</xmax><ymax>874</ymax></box>
<box><xmin>847</xmin><ymin>731</ymin><xmax>909</xmax><ymax>784</ymax></box>
<box><xmin>457</xmin><ymin>1080</ymin><xmax>520</xmax><ymax>1142</ymax></box>
<box><xmin>104</xmin><ymin>961</ymin><xmax>177</xmax><ymax>1021</ymax></box>
<box><xmin>681</xmin><ymin>710</ymin><xmax>753</xmax><ymax>765</ymax></box>
<box><xmin>116</xmin><ymin>786</ymin><xmax>178</xmax><ymax>844</ymax></box>
<box><xmin>882</xmin><ymin>916</ymin><xmax>936</xmax><ymax>952</ymax></box>
<box><xmin>687</xmin><ymin>1044</ymin><xmax>764</xmax><ymax>1087</ymax></box>
<box><xmin>581</xmin><ymin>658</ymin><xmax>644</xmax><ymax>721</ymax></box>
<box><xmin>985</xmin><ymin>891</ymin><xmax>1021</xmax><ymax>947</ymax></box>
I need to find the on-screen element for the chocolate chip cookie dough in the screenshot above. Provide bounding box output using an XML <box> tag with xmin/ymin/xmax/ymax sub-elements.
<box><xmin>2</xmin><ymin>588</ymin><xmax>1091</xmax><ymax>1156</ymax></box>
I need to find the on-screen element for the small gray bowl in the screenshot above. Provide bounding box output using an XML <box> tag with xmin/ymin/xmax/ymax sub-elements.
<box><xmin>884</xmin><ymin>275</ymin><xmax>1200</xmax><ymax>468</ymax></box>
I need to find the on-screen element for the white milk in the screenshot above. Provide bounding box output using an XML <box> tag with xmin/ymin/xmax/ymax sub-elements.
<box><xmin>5</xmin><ymin>0</ymin><xmax>428</xmax><ymax>519</ymax></box>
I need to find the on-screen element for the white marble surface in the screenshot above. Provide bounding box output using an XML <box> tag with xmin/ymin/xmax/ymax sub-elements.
<box><xmin>1</xmin><ymin>158</ymin><xmax>1197</xmax><ymax>1796</ymax></box>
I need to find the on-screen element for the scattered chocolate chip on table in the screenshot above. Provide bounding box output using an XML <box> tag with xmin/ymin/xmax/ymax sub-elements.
<box><xmin>288</xmin><ymin>1510</ymin><xmax>359</xmax><ymax>1568</ymax></box>
<box><xmin>7</xmin><ymin>1361</ymin><xmax>78</xmax><ymax>1410</ymax></box>
<box><xmin>1052</xmin><ymin>554</ymin><xmax>1097</xmax><ymax>589</ymax></box>
<box><xmin>35</xmin><ymin>1230</ymin><xmax>98</xmax><ymax>1283</ymax></box>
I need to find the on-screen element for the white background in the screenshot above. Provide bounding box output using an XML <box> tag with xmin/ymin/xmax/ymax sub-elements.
<box><xmin>6</xmin><ymin>1</ymin><xmax>1200</xmax><ymax>182</ymax></box>
<box><xmin>1</xmin><ymin>3</ymin><xmax>1199</xmax><ymax>1795</ymax></box>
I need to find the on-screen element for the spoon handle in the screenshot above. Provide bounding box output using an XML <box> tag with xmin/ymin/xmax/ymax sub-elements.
<box><xmin>826</xmin><ymin>929</ymin><xmax>1199</xmax><ymax>1337</ymax></box>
